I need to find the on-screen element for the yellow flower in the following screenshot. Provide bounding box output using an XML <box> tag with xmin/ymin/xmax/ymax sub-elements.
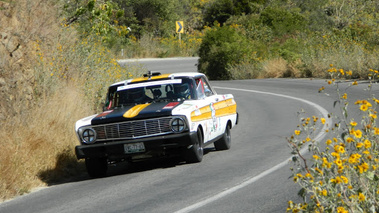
<box><xmin>340</xmin><ymin>176</ymin><xmax>348</xmax><ymax>184</ymax></box>
<box><xmin>315</xmin><ymin>117</ymin><xmax>320</xmax><ymax>123</ymax></box>
<box><xmin>350</xmin><ymin>121</ymin><xmax>357</xmax><ymax>127</ymax></box>
<box><xmin>342</xmin><ymin>93</ymin><xmax>347</xmax><ymax>99</ymax></box>
<box><xmin>313</xmin><ymin>155</ymin><xmax>319</xmax><ymax>160</ymax></box>
<box><xmin>332</xmin><ymin>176</ymin><xmax>343</xmax><ymax>184</ymax></box>
<box><xmin>358</xmin><ymin>193</ymin><xmax>365</xmax><ymax>202</ymax></box>
<box><xmin>315</xmin><ymin>167</ymin><xmax>323</xmax><ymax>175</ymax></box>
<box><xmin>352</xmin><ymin>81</ymin><xmax>358</xmax><ymax>85</ymax></box>
<box><xmin>375</xmin><ymin>128</ymin><xmax>379</xmax><ymax>135</ymax></box>
<box><xmin>360</xmin><ymin>104</ymin><xmax>368</xmax><ymax>111</ymax></box>
<box><xmin>356</xmin><ymin>142</ymin><xmax>364</xmax><ymax>148</ymax></box>
<box><xmin>326</xmin><ymin>139</ymin><xmax>332</xmax><ymax>145</ymax></box>
<box><xmin>370</xmin><ymin>113</ymin><xmax>377</xmax><ymax>119</ymax></box>
<box><xmin>349</xmin><ymin>154</ymin><xmax>358</xmax><ymax>164</ymax></box>
<box><xmin>331</xmin><ymin>152</ymin><xmax>340</xmax><ymax>158</ymax></box>
<box><xmin>339</xmin><ymin>69</ymin><xmax>344</xmax><ymax>75</ymax></box>
<box><xmin>337</xmin><ymin>207</ymin><xmax>348</xmax><ymax>213</ymax></box>
<box><xmin>364</xmin><ymin>100</ymin><xmax>372</xmax><ymax>107</ymax></box>
<box><xmin>305</xmin><ymin>173</ymin><xmax>313</xmax><ymax>179</ymax></box>
<box><xmin>354</xmin><ymin>130</ymin><xmax>362</xmax><ymax>138</ymax></box>
<box><xmin>321</xmin><ymin>189</ymin><xmax>327</xmax><ymax>196</ymax></box>
<box><xmin>294</xmin><ymin>130</ymin><xmax>301</xmax><ymax>135</ymax></box>
<box><xmin>335</xmin><ymin>159</ymin><xmax>343</xmax><ymax>166</ymax></box>
<box><xmin>334</xmin><ymin>145</ymin><xmax>345</xmax><ymax>153</ymax></box>
<box><xmin>358</xmin><ymin>162</ymin><xmax>369</xmax><ymax>173</ymax></box>
<box><xmin>364</xmin><ymin>139</ymin><xmax>371</xmax><ymax>148</ymax></box>
<box><xmin>346</xmin><ymin>137</ymin><xmax>353</xmax><ymax>143</ymax></box>
<box><xmin>320</xmin><ymin>118</ymin><xmax>326</xmax><ymax>124</ymax></box>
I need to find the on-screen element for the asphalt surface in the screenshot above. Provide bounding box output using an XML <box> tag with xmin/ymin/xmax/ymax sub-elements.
<box><xmin>1</xmin><ymin>57</ymin><xmax>375</xmax><ymax>213</ymax></box>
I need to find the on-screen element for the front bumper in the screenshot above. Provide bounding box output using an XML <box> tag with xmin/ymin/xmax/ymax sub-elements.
<box><xmin>75</xmin><ymin>131</ymin><xmax>197</xmax><ymax>160</ymax></box>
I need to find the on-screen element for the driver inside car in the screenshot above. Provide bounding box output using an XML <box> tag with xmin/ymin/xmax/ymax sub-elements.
<box><xmin>173</xmin><ymin>83</ymin><xmax>190</xmax><ymax>99</ymax></box>
<box><xmin>127</xmin><ymin>87</ymin><xmax>152</xmax><ymax>103</ymax></box>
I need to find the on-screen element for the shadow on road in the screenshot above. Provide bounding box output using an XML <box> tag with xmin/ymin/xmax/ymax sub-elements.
<box><xmin>37</xmin><ymin>147</ymin><xmax>215</xmax><ymax>186</ymax></box>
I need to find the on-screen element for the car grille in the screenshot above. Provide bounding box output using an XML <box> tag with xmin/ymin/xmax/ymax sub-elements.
<box><xmin>92</xmin><ymin>117</ymin><xmax>172</xmax><ymax>141</ymax></box>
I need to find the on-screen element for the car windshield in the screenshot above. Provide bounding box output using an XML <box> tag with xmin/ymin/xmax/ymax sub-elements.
<box><xmin>106</xmin><ymin>78</ymin><xmax>196</xmax><ymax>108</ymax></box>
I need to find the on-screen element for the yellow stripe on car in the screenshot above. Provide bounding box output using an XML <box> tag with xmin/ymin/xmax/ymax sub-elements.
<box><xmin>123</xmin><ymin>103</ymin><xmax>151</xmax><ymax>118</ymax></box>
<box><xmin>131</xmin><ymin>73</ymin><xmax>171</xmax><ymax>83</ymax></box>
<box><xmin>191</xmin><ymin>99</ymin><xmax>237</xmax><ymax>122</ymax></box>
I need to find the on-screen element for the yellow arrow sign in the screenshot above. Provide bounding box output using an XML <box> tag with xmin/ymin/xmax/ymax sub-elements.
<box><xmin>176</xmin><ymin>21</ymin><xmax>184</xmax><ymax>33</ymax></box>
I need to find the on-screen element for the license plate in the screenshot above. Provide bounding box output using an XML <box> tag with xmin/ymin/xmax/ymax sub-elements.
<box><xmin>124</xmin><ymin>142</ymin><xmax>145</xmax><ymax>154</ymax></box>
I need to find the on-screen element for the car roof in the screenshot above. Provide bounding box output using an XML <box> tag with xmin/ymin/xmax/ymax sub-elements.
<box><xmin>110</xmin><ymin>72</ymin><xmax>205</xmax><ymax>87</ymax></box>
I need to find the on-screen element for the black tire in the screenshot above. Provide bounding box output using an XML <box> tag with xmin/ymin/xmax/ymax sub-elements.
<box><xmin>214</xmin><ymin>124</ymin><xmax>231</xmax><ymax>151</ymax></box>
<box><xmin>184</xmin><ymin>128</ymin><xmax>204</xmax><ymax>163</ymax></box>
<box><xmin>85</xmin><ymin>157</ymin><xmax>108</xmax><ymax>178</ymax></box>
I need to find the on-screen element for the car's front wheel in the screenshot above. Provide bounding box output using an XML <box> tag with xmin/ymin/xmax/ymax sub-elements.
<box><xmin>184</xmin><ymin>128</ymin><xmax>204</xmax><ymax>163</ymax></box>
<box><xmin>214</xmin><ymin>124</ymin><xmax>231</xmax><ymax>151</ymax></box>
<box><xmin>85</xmin><ymin>157</ymin><xmax>108</xmax><ymax>178</ymax></box>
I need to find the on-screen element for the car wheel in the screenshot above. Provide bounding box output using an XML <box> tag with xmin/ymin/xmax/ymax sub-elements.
<box><xmin>214</xmin><ymin>124</ymin><xmax>231</xmax><ymax>151</ymax></box>
<box><xmin>184</xmin><ymin>128</ymin><xmax>204</xmax><ymax>163</ymax></box>
<box><xmin>85</xmin><ymin>157</ymin><xmax>108</xmax><ymax>178</ymax></box>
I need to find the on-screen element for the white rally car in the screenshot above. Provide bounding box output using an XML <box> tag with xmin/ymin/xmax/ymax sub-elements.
<box><xmin>75</xmin><ymin>72</ymin><xmax>238</xmax><ymax>177</ymax></box>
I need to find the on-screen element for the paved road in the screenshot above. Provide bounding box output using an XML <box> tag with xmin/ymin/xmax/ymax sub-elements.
<box><xmin>0</xmin><ymin>58</ymin><xmax>373</xmax><ymax>213</ymax></box>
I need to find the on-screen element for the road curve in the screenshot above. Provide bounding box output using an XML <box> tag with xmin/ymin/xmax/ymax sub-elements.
<box><xmin>0</xmin><ymin>58</ymin><xmax>370</xmax><ymax>213</ymax></box>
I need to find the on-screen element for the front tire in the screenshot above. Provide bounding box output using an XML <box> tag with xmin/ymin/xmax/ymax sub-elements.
<box><xmin>184</xmin><ymin>128</ymin><xmax>204</xmax><ymax>163</ymax></box>
<box><xmin>214</xmin><ymin>124</ymin><xmax>231</xmax><ymax>151</ymax></box>
<box><xmin>85</xmin><ymin>157</ymin><xmax>108</xmax><ymax>178</ymax></box>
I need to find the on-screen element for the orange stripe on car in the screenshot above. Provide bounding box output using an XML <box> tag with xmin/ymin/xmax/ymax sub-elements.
<box><xmin>123</xmin><ymin>103</ymin><xmax>151</xmax><ymax>118</ymax></box>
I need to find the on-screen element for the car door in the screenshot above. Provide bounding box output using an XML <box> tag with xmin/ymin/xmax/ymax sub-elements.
<box><xmin>194</xmin><ymin>76</ymin><xmax>223</xmax><ymax>142</ymax></box>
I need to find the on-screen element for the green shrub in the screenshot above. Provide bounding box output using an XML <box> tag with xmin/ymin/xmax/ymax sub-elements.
<box><xmin>203</xmin><ymin>0</ymin><xmax>267</xmax><ymax>26</ymax></box>
<box><xmin>197</xmin><ymin>25</ymin><xmax>252</xmax><ymax>80</ymax></box>
<box><xmin>260</xmin><ymin>6</ymin><xmax>307</xmax><ymax>36</ymax></box>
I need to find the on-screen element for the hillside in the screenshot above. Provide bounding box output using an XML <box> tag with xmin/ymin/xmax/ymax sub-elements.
<box><xmin>0</xmin><ymin>0</ymin><xmax>140</xmax><ymax>201</ymax></box>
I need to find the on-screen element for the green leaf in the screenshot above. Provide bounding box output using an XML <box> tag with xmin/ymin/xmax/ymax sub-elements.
<box><xmin>367</xmin><ymin>171</ymin><xmax>374</xmax><ymax>181</ymax></box>
<box><xmin>297</xmin><ymin>188</ymin><xmax>306</xmax><ymax>200</ymax></box>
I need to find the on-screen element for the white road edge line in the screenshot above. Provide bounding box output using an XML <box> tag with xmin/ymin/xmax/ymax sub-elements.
<box><xmin>175</xmin><ymin>86</ymin><xmax>332</xmax><ymax>213</ymax></box>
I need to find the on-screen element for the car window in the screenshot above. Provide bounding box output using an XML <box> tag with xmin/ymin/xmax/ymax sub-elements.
<box><xmin>196</xmin><ymin>76</ymin><xmax>214</xmax><ymax>98</ymax></box>
<box><xmin>106</xmin><ymin>78</ymin><xmax>197</xmax><ymax>108</ymax></box>
<box><xmin>195</xmin><ymin>78</ymin><xmax>206</xmax><ymax>99</ymax></box>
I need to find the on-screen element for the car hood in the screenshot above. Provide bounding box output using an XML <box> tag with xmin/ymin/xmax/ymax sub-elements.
<box><xmin>91</xmin><ymin>101</ymin><xmax>182</xmax><ymax>125</ymax></box>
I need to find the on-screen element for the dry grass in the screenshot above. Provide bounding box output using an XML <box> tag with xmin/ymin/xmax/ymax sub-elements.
<box><xmin>0</xmin><ymin>85</ymin><xmax>91</xmax><ymax>201</ymax></box>
<box><xmin>0</xmin><ymin>0</ymin><xmax>142</xmax><ymax>201</ymax></box>
<box><xmin>262</xmin><ymin>58</ymin><xmax>301</xmax><ymax>78</ymax></box>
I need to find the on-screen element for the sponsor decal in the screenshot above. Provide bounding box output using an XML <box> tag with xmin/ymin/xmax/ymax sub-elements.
<box><xmin>210</xmin><ymin>103</ymin><xmax>218</xmax><ymax>132</ymax></box>
<box><xmin>163</xmin><ymin>102</ymin><xmax>180</xmax><ymax>109</ymax></box>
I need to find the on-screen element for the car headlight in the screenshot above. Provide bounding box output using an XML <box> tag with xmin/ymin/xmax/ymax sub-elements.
<box><xmin>170</xmin><ymin>117</ymin><xmax>186</xmax><ymax>133</ymax></box>
<box><xmin>79</xmin><ymin>128</ymin><xmax>97</xmax><ymax>144</ymax></box>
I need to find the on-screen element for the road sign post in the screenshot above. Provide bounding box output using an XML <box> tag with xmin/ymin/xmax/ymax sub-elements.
<box><xmin>176</xmin><ymin>21</ymin><xmax>184</xmax><ymax>46</ymax></box>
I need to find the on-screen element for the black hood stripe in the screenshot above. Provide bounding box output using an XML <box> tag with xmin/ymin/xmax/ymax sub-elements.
<box><xmin>91</xmin><ymin>102</ymin><xmax>182</xmax><ymax>125</ymax></box>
